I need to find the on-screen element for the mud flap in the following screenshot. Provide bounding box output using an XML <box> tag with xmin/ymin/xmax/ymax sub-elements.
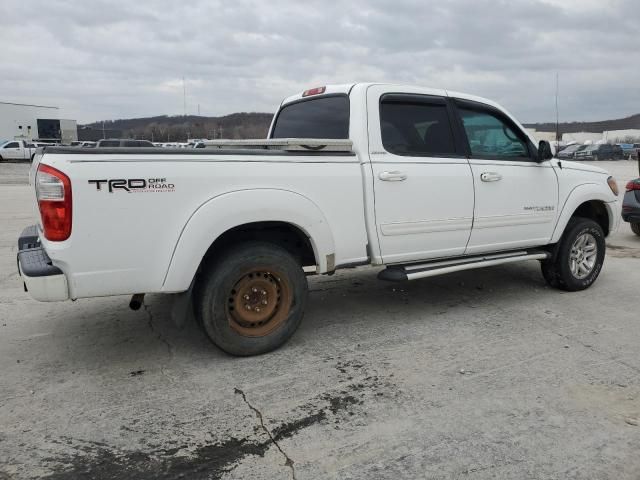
<box><xmin>170</xmin><ymin>280</ymin><xmax>196</xmax><ymax>329</ymax></box>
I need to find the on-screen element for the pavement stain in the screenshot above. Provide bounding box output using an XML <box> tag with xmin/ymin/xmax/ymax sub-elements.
<box><xmin>568</xmin><ymin>383</ymin><xmax>640</xmax><ymax>426</ymax></box>
<box><xmin>606</xmin><ymin>243</ymin><xmax>640</xmax><ymax>258</ymax></box>
<box><xmin>37</xmin><ymin>365</ymin><xmax>395</xmax><ymax>480</ymax></box>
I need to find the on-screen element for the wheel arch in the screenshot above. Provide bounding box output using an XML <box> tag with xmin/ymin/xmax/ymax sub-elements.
<box><xmin>550</xmin><ymin>183</ymin><xmax>617</xmax><ymax>243</ymax></box>
<box><xmin>162</xmin><ymin>189</ymin><xmax>336</xmax><ymax>292</ymax></box>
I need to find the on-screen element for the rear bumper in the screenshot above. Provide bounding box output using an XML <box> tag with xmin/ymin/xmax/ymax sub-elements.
<box><xmin>17</xmin><ymin>225</ymin><xmax>69</xmax><ymax>301</ymax></box>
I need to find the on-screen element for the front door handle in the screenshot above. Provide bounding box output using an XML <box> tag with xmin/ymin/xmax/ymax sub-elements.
<box><xmin>480</xmin><ymin>172</ymin><xmax>502</xmax><ymax>182</ymax></box>
<box><xmin>379</xmin><ymin>171</ymin><xmax>407</xmax><ymax>182</ymax></box>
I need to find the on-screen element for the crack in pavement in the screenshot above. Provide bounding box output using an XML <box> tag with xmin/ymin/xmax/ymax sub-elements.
<box><xmin>143</xmin><ymin>301</ymin><xmax>174</xmax><ymax>357</ymax></box>
<box><xmin>554</xmin><ymin>331</ymin><xmax>640</xmax><ymax>375</ymax></box>
<box><xmin>234</xmin><ymin>387</ymin><xmax>297</xmax><ymax>480</ymax></box>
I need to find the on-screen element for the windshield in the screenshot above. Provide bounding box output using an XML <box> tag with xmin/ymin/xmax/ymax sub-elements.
<box><xmin>271</xmin><ymin>95</ymin><xmax>349</xmax><ymax>139</ymax></box>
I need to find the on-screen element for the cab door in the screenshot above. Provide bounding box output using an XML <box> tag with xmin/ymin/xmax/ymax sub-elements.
<box><xmin>366</xmin><ymin>86</ymin><xmax>474</xmax><ymax>264</ymax></box>
<box><xmin>453</xmin><ymin>99</ymin><xmax>559</xmax><ymax>254</ymax></box>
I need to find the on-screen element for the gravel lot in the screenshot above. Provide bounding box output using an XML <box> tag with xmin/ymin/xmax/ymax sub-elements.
<box><xmin>1</xmin><ymin>160</ymin><xmax>640</xmax><ymax>479</ymax></box>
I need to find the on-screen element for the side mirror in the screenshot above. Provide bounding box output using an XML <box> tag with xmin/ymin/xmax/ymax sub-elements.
<box><xmin>538</xmin><ymin>140</ymin><xmax>553</xmax><ymax>162</ymax></box>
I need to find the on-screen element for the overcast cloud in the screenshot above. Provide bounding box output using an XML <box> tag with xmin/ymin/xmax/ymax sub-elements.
<box><xmin>1</xmin><ymin>0</ymin><xmax>638</xmax><ymax>123</ymax></box>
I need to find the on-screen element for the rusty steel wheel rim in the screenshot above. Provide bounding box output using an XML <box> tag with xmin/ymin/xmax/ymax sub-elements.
<box><xmin>226</xmin><ymin>267</ymin><xmax>292</xmax><ymax>337</ymax></box>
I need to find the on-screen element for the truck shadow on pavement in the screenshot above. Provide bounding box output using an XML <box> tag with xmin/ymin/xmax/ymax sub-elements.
<box><xmin>44</xmin><ymin>261</ymin><xmax>560</xmax><ymax>366</ymax></box>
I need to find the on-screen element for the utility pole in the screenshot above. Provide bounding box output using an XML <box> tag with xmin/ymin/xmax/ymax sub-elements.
<box><xmin>183</xmin><ymin>76</ymin><xmax>186</xmax><ymax>117</ymax></box>
<box><xmin>555</xmin><ymin>72</ymin><xmax>560</xmax><ymax>148</ymax></box>
<box><xmin>198</xmin><ymin>103</ymin><xmax>200</xmax><ymax>116</ymax></box>
<box><xmin>102</xmin><ymin>121</ymin><xmax>106</xmax><ymax>139</ymax></box>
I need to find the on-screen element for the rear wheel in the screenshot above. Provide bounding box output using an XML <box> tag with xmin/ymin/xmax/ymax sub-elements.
<box><xmin>541</xmin><ymin>217</ymin><xmax>605</xmax><ymax>291</ymax></box>
<box><xmin>631</xmin><ymin>222</ymin><xmax>640</xmax><ymax>236</ymax></box>
<box><xmin>195</xmin><ymin>241</ymin><xmax>308</xmax><ymax>356</ymax></box>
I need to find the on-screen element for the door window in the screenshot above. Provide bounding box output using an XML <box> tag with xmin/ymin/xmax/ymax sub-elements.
<box><xmin>458</xmin><ymin>108</ymin><xmax>529</xmax><ymax>159</ymax></box>
<box><xmin>379</xmin><ymin>99</ymin><xmax>457</xmax><ymax>156</ymax></box>
<box><xmin>4</xmin><ymin>142</ymin><xmax>19</xmax><ymax>149</ymax></box>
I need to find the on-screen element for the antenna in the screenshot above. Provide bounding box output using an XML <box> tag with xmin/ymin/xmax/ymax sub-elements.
<box><xmin>555</xmin><ymin>72</ymin><xmax>559</xmax><ymax>148</ymax></box>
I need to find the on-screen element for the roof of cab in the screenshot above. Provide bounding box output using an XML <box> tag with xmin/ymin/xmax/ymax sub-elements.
<box><xmin>280</xmin><ymin>82</ymin><xmax>500</xmax><ymax>110</ymax></box>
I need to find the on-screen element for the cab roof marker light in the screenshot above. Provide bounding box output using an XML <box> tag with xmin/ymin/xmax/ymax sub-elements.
<box><xmin>302</xmin><ymin>86</ymin><xmax>326</xmax><ymax>97</ymax></box>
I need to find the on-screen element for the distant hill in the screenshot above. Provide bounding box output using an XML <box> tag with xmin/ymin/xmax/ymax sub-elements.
<box><xmin>79</xmin><ymin>110</ymin><xmax>640</xmax><ymax>143</ymax></box>
<box><xmin>524</xmin><ymin>113</ymin><xmax>640</xmax><ymax>134</ymax></box>
<box><xmin>80</xmin><ymin>112</ymin><xmax>274</xmax><ymax>142</ymax></box>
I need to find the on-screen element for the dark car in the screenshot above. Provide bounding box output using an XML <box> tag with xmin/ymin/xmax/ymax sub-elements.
<box><xmin>622</xmin><ymin>178</ymin><xmax>640</xmax><ymax>235</ymax></box>
<box><xmin>557</xmin><ymin>143</ymin><xmax>587</xmax><ymax>159</ymax></box>
<box><xmin>611</xmin><ymin>144</ymin><xmax>624</xmax><ymax>160</ymax></box>
<box><xmin>96</xmin><ymin>139</ymin><xmax>155</xmax><ymax>148</ymax></box>
<box><xmin>574</xmin><ymin>143</ymin><xmax>617</xmax><ymax>161</ymax></box>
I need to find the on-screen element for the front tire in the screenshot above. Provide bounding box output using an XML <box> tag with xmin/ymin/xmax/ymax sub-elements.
<box><xmin>631</xmin><ymin>222</ymin><xmax>640</xmax><ymax>236</ymax></box>
<box><xmin>195</xmin><ymin>241</ymin><xmax>308</xmax><ymax>356</ymax></box>
<box><xmin>541</xmin><ymin>217</ymin><xmax>605</xmax><ymax>291</ymax></box>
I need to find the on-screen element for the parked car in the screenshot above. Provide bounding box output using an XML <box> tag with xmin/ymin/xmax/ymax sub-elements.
<box><xmin>618</xmin><ymin>144</ymin><xmax>635</xmax><ymax>158</ymax></box>
<box><xmin>0</xmin><ymin>139</ymin><xmax>37</xmax><ymax>161</ymax></box>
<box><xmin>575</xmin><ymin>143</ymin><xmax>618</xmax><ymax>161</ymax></box>
<box><xmin>622</xmin><ymin>178</ymin><xmax>640</xmax><ymax>235</ymax></box>
<box><xmin>612</xmin><ymin>144</ymin><xmax>624</xmax><ymax>160</ymax></box>
<box><xmin>96</xmin><ymin>139</ymin><xmax>154</xmax><ymax>148</ymax></box>
<box><xmin>19</xmin><ymin>83</ymin><xmax>621</xmax><ymax>356</ymax></box>
<box><xmin>557</xmin><ymin>144</ymin><xmax>587</xmax><ymax>160</ymax></box>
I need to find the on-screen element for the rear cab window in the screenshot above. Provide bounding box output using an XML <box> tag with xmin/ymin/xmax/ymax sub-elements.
<box><xmin>379</xmin><ymin>95</ymin><xmax>458</xmax><ymax>157</ymax></box>
<box><xmin>271</xmin><ymin>95</ymin><xmax>349</xmax><ymax>139</ymax></box>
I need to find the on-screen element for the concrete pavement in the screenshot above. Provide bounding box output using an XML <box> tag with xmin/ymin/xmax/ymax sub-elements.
<box><xmin>1</xmin><ymin>161</ymin><xmax>639</xmax><ymax>479</ymax></box>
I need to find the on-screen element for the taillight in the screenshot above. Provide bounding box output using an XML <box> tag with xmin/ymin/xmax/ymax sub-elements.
<box><xmin>625</xmin><ymin>180</ymin><xmax>640</xmax><ymax>192</ymax></box>
<box><xmin>36</xmin><ymin>163</ymin><xmax>72</xmax><ymax>241</ymax></box>
<box><xmin>302</xmin><ymin>86</ymin><xmax>326</xmax><ymax>97</ymax></box>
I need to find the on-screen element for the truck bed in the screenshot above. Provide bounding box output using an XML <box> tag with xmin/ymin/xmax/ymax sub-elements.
<box><xmin>32</xmin><ymin>146</ymin><xmax>368</xmax><ymax>299</ymax></box>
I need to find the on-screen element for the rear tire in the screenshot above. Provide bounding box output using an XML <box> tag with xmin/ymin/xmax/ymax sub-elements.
<box><xmin>195</xmin><ymin>241</ymin><xmax>308</xmax><ymax>356</ymax></box>
<box><xmin>541</xmin><ymin>217</ymin><xmax>605</xmax><ymax>291</ymax></box>
<box><xmin>631</xmin><ymin>222</ymin><xmax>640</xmax><ymax>236</ymax></box>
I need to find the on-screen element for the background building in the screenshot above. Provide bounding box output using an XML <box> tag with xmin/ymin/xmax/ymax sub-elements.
<box><xmin>0</xmin><ymin>101</ymin><xmax>77</xmax><ymax>143</ymax></box>
<box><xmin>603</xmin><ymin>129</ymin><xmax>640</xmax><ymax>143</ymax></box>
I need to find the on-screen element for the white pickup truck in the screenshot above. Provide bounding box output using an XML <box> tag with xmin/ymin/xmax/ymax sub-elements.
<box><xmin>1</xmin><ymin>139</ymin><xmax>37</xmax><ymax>161</ymax></box>
<box><xmin>18</xmin><ymin>83</ymin><xmax>620</xmax><ymax>355</ymax></box>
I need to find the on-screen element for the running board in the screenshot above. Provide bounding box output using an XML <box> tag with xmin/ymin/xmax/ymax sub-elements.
<box><xmin>378</xmin><ymin>250</ymin><xmax>551</xmax><ymax>282</ymax></box>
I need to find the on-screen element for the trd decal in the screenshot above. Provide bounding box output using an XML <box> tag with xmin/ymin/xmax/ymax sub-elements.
<box><xmin>88</xmin><ymin>178</ymin><xmax>175</xmax><ymax>193</ymax></box>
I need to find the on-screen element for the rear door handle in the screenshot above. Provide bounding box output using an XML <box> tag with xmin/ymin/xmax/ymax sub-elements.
<box><xmin>480</xmin><ymin>172</ymin><xmax>502</xmax><ymax>182</ymax></box>
<box><xmin>379</xmin><ymin>171</ymin><xmax>407</xmax><ymax>182</ymax></box>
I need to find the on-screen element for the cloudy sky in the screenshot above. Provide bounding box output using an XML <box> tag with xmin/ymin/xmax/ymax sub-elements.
<box><xmin>1</xmin><ymin>0</ymin><xmax>638</xmax><ymax>123</ymax></box>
